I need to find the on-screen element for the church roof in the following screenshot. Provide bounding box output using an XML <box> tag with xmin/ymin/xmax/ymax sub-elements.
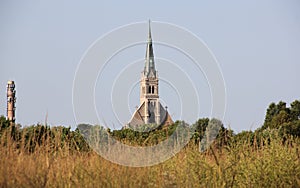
<box><xmin>128</xmin><ymin>101</ymin><xmax>173</xmax><ymax>127</ymax></box>
<box><xmin>143</xmin><ymin>20</ymin><xmax>156</xmax><ymax>78</ymax></box>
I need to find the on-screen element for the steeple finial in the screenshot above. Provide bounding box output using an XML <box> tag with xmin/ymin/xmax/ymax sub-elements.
<box><xmin>144</xmin><ymin>20</ymin><xmax>156</xmax><ymax>78</ymax></box>
<box><xmin>148</xmin><ymin>19</ymin><xmax>152</xmax><ymax>42</ymax></box>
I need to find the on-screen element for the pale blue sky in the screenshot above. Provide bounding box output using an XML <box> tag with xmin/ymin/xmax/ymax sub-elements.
<box><xmin>1</xmin><ymin>0</ymin><xmax>300</xmax><ymax>132</ymax></box>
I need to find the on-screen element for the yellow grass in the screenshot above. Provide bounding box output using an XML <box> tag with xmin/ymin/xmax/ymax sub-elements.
<box><xmin>0</xmin><ymin>128</ymin><xmax>300</xmax><ymax>187</ymax></box>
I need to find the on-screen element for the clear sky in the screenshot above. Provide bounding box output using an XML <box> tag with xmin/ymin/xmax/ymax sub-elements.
<box><xmin>1</xmin><ymin>0</ymin><xmax>300</xmax><ymax>132</ymax></box>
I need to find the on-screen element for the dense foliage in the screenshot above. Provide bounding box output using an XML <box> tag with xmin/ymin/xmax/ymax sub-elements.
<box><xmin>0</xmin><ymin>117</ymin><xmax>90</xmax><ymax>153</ymax></box>
<box><xmin>261</xmin><ymin>100</ymin><xmax>300</xmax><ymax>137</ymax></box>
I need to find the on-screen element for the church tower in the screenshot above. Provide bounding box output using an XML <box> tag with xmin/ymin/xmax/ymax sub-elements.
<box><xmin>128</xmin><ymin>21</ymin><xmax>173</xmax><ymax>127</ymax></box>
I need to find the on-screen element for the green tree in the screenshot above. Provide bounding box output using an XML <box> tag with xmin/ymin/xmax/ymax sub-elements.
<box><xmin>192</xmin><ymin>118</ymin><xmax>209</xmax><ymax>143</ymax></box>
<box><xmin>261</xmin><ymin>100</ymin><xmax>300</xmax><ymax>138</ymax></box>
<box><xmin>263</xmin><ymin>101</ymin><xmax>289</xmax><ymax>130</ymax></box>
<box><xmin>290</xmin><ymin>100</ymin><xmax>300</xmax><ymax>120</ymax></box>
<box><xmin>0</xmin><ymin>116</ymin><xmax>10</xmax><ymax>135</ymax></box>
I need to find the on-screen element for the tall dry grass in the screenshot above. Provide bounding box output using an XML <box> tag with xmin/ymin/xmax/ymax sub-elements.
<box><xmin>0</xmin><ymin>127</ymin><xmax>300</xmax><ymax>187</ymax></box>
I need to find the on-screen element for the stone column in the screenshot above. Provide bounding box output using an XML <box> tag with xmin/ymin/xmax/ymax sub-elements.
<box><xmin>144</xmin><ymin>100</ymin><xmax>149</xmax><ymax>124</ymax></box>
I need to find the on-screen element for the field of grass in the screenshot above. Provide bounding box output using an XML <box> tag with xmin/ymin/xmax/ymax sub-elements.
<box><xmin>0</xmin><ymin>126</ymin><xmax>300</xmax><ymax>187</ymax></box>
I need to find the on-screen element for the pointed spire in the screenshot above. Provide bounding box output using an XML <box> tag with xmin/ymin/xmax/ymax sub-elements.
<box><xmin>144</xmin><ymin>20</ymin><xmax>156</xmax><ymax>78</ymax></box>
<box><xmin>148</xmin><ymin>19</ymin><xmax>152</xmax><ymax>42</ymax></box>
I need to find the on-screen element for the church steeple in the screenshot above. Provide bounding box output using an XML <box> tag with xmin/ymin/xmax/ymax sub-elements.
<box><xmin>127</xmin><ymin>20</ymin><xmax>173</xmax><ymax>127</ymax></box>
<box><xmin>144</xmin><ymin>20</ymin><xmax>156</xmax><ymax>78</ymax></box>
